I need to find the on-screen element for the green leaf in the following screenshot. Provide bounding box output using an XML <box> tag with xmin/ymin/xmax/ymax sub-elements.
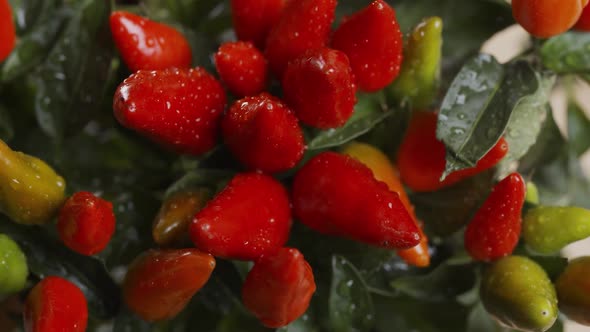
<box><xmin>390</xmin><ymin>258</ymin><xmax>477</xmax><ymax>302</ymax></box>
<box><xmin>33</xmin><ymin>0</ymin><xmax>113</xmax><ymax>139</ymax></box>
<box><xmin>0</xmin><ymin>104</ymin><xmax>14</xmax><ymax>141</ymax></box>
<box><xmin>165</xmin><ymin>169</ymin><xmax>235</xmax><ymax>198</ymax></box>
<box><xmin>0</xmin><ymin>219</ymin><xmax>120</xmax><ymax>319</ymax></box>
<box><xmin>278</xmin><ymin>314</ymin><xmax>320</xmax><ymax>332</ymax></box>
<box><xmin>541</xmin><ymin>32</ymin><xmax>590</xmax><ymax>74</ymax></box>
<box><xmin>329</xmin><ymin>256</ymin><xmax>375</xmax><ymax>332</ymax></box>
<box><xmin>9</xmin><ymin>0</ymin><xmax>60</xmax><ymax>34</ymax></box>
<box><xmin>497</xmin><ymin>72</ymin><xmax>556</xmax><ymax>175</ymax></box>
<box><xmin>307</xmin><ymin>92</ymin><xmax>395</xmax><ymax>151</ymax></box>
<box><xmin>567</xmin><ymin>102</ymin><xmax>590</xmax><ymax>156</ymax></box>
<box><xmin>438</xmin><ymin>58</ymin><xmax>538</xmax><ymax>178</ymax></box>
<box><xmin>467</xmin><ymin>302</ymin><xmax>564</xmax><ymax>332</ymax></box>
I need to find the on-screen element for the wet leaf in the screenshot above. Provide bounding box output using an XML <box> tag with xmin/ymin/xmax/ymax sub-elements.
<box><xmin>541</xmin><ymin>32</ymin><xmax>590</xmax><ymax>74</ymax></box>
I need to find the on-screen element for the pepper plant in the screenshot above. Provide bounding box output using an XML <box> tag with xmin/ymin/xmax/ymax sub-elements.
<box><xmin>1</xmin><ymin>0</ymin><xmax>590</xmax><ymax>331</ymax></box>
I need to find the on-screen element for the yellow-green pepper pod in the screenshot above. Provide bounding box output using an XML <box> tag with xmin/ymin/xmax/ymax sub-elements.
<box><xmin>389</xmin><ymin>17</ymin><xmax>442</xmax><ymax>109</ymax></box>
<box><xmin>480</xmin><ymin>256</ymin><xmax>558</xmax><ymax>332</ymax></box>
<box><xmin>523</xmin><ymin>206</ymin><xmax>590</xmax><ymax>255</ymax></box>
<box><xmin>0</xmin><ymin>139</ymin><xmax>66</xmax><ymax>224</ymax></box>
<box><xmin>0</xmin><ymin>234</ymin><xmax>28</xmax><ymax>295</ymax></box>
<box><xmin>526</xmin><ymin>181</ymin><xmax>540</xmax><ymax>205</ymax></box>
<box><xmin>556</xmin><ymin>256</ymin><xmax>590</xmax><ymax>326</ymax></box>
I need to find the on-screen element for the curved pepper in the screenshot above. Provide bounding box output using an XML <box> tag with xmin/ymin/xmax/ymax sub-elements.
<box><xmin>389</xmin><ymin>17</ymin><xmax>443</xmax><ymax>109</ymax></box>
<box><xmin>0</xmin><ymin>234</ymin><xmax>27</xmax><ymax>295</ymax></box>
<box><xmin>556</xmin><ymin>256</ymin><xmax>590</xmax><ymax>326</ymax></box>
<box><xmin>0</xmin><ymin>139</ymin><xmax>66</xmax><ymax>224</ymax></box>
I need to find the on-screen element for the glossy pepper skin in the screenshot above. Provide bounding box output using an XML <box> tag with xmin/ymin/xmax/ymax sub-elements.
<box><xmin>113</xmin><ymin>68</ymin><xmax>226</xmax><ymax>156</ymax></box>
<box><xmin>480</xmin><ymin>256</ymin><xmax>558</xmax><ymax>332</ymax></box>
<box><xmin>110</xmin><ymin>11</ymin><xmax>192</xmax><ymax>72</ymax></box>
<box><xmin>282</xmin><ymin>48</ymin><xmax>356</xmax><ymax>129</ymax></box>
<box><xmin>523</xmin><ymin>206</ymin><xmax>590</xmax><ymax>255</ymax></box>
<box><xmin>331</xmin><ymin>0</ymin><xmax>403</xmax><ymax>92</ymax></box>
<box><xmin>342</xmin><ymin>142</ymin><xmax>430</xmax><ymax>267</ymax></box>
<box><xmin>575</xmin><ymin>3</ymin><xmax>590</xmax><ymax>31</ymax></box>
<box><xmin>265</xmin><ymin>0</ymin><xmax>336</xmax><ymax>77</ymax></box>
<box><xmin>0</xmin><ymin>234</ymin><xmax>28</xmax><ymax>295</ymax></box>
<box><xmin>556</xmin><ymin>256</ymin><xmax>590</xmax><ymax>326</ymax></box>
<box><xmin>0</xmin><ymin>139</ymin><xmax>66</xmax><ymax>225</ymax></box>
<box><xmin>123</xmin><ymin>249</ymin><xmax>215</xmax><ymax>321</ymax></box>
<box><xmin>512</xmin><ymin>0</ymin><xmax>588</xmax><ymax>38</ymax></box>
<box><xmin>214</xmin><ymin>41</ymin><xmax>268</xmax><ymax>97</ymax></box>
<box><xmin>230</xmin><ymin>0</ymin><xmax>286</xmax><ymax>48</ymax></box>
<box><xmin>153</xmin><ymin>189</ymin><xmax>210</xmax><ymax>247</ymax></box>
<box><xmin>57</xmin><ymin>191</ymin><xmax>116</xmax><ymax>256</ymax></box>
<box><xmin>389</xmin><ymin>17</ymin><xmax>443</xmax><ymax>109</ymax></box>
<box><xmin>292</xmin><ymin>152</ymin><xmax>420</xmax><ymax>249</ymax></box>
<box><xmin>190</xmin><ymin>173</ymin><xmax>292</xmax><ymax>260</ymax></box>
<box><xmin>24</xmin><ymin>276</ymin><xmax>88</xmax><ymax>332</ymax></box>
<box><xmin>222</xmin><ymin>93</ymin><xmax>305</xmax><ymax>173</ymax></box>
<box><xmin>0</xmin><ymin>0</ymin><xmax>16</xmax><ymax>62</ymax></box>
<box><xmin>242</xmin><ymin>248</ymin><xmax>316</xmax><ymax>328</ymax></box>
<box><xmin>396</xmin><ymin>111</ymin><xmax>508</xmax><ymax>192</ymax></box>
<box><xmin>464</xmin><ymin>173</ymin><xmax>525</xmax><ymax>261</ymax></box>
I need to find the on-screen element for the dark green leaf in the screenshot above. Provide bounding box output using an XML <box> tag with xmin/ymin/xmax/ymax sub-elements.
<box><xmin>497</xmin><ymin>72</ymin><xmax>555</xmax><ymax>175</ymax></box>
<box><xmin>329</xmin><ymin>256</ymin><xmax>375</xmax><ymax>332</ymax></box>
<box><xmin>165</xmin><ymin>169</ymin><xmax>235</xmax><ymax>198</ymax></box>
<box><xmin>412</xmin><ymin>170</ymin><xmax>495</xmax><ymax>236</ymax></box>
<box><xmin>359</xmin><ymin>100</ymin><xmax>412</xmax><ymax>157</ymax></box>
<box><xmin>9</xmin><ymin>0</ymin><xmax>60</xmax><ymax>34</ymax></box>
<box><xmin>390</xmin><ymin>258</ymin><xmax>477</xmax><ymax>302</ymax></box>
<box><xmin>0</xmin><ymin>104</ymin><xmax>14</xmax><ymax>141</ymax></box>
<box><xmin>467</xmin><ymin>302</ymin><xmax>510</xmax><ymax>332</ymax></box>
<box><xmin>438</xmin><ymin>59</ymin><xmax>538</xmax><ymax>178</ymax></box>
<box><xmin>143</xmin><ymin>0</ymin><xmax>222</xmax><ymax>28</ymax></box>
<box><xmin>567</xmin><ymin>102</ymin><xmax>590</xmax><ymax>156</ymax></box>
<box><xmin>277</xmin><ymin>314</ymin><xmax>320</xmax><ymax>332</ymax></box>
<box><xmin>0</xmin><ymin>219</ymin><xmax>120</xmax><ymax>319</ymax></box>
<box><xmin>33</xmin><ymin>0</ymin><xmax>113</xmax><ymax>139</ymax></box>
<box><xmin>541</xmin><ymin>32</ymin><xmax>590</xmax><ymax>74</ymax></box>
<box><xmin>307</xmin><ymin>92</ymin><xmax>394</xmax><ymax>150</ymax></box>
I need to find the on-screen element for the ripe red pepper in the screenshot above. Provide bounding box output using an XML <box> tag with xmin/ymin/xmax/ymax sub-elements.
<box><xmin>464</xmin><ymin>173</ymin><xmax>526</xmax><ymax>261</ymax></box>
<box><xmin>214</xmin><ymin>41</ymin><xmax>268</xmax><ymax>97</ymax></box>
<box><xmin>24</xmin><ymin>276</ymin><xmax>88</xmax><ymax>332</ymax></box>
<box><xmin>190</xmin><ymin>173</ymin><xmax>292</xmax><ymax>260</ymax></box>
<box><xmin>264</xmin><ymin>0</ymin><xmax>336</xmax><ymax>77</ymax></box>
<box><xmin>292</xmin><ymin>152</ymin><xmax>420</xmax><ymax>249</ymax></box>
<box><xmin>222</xmin><ymin>93</ymin><xmax>305</xmax><ymax>173</ymax></box>
<box><xmin>57</xmin><ymin>191</ymin><xmax>116</xmax><ymax>256</ymax></box>
<box><xmin>574</xmin><ymin>3</ymin><xmax>590</xmax><ymax>31</ymax></box>
<box><xmin>113</xmin><ymin>67</ymin><xmax>226</xmax><ymax>156</ymax></box>
<box><xmin>397</xmin><ymin>111</ymin><xmax>509</xmax><ymax>192</ymax></box>
<box><xmin>282</xmin><ymin>48</ymin><xmax>356</xmax><ymax>129</ymax></box>
<box><xmin>331</xmin><ymin>0</ymin><xmax>403</xmax><ymax>92</ymax></box>
<box><xmin>230</xmin><ymin>0</ymin><xmax>286</xmax><ymax>48</ymax></box>
<box><xmin>242</xmin><ymin>247</ymin><xmax>316</xmax><ymax>328</ymax></box>
<box><xmin>123</xmin><ymin>249</ymin><xmax>215</xmax><ymax>321</ymax></box>
<box><xmin>0</xmin><ymin>0</ymin><xmax>16</xmax><ymax>62</ymax></box>
<box><xmin>512</xmin><ymin>0</ymin><xmax>588</xmax><ymax>38</ymax></box>
<box><xmin>110</xmin><ymin>11</ymin><xmax>192</xmax><ymax>72</ymax></box>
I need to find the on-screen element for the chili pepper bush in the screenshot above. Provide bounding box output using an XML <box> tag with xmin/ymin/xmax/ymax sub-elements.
<box><xmin>3</xmin><ymin>0</ymin><xmax>590</xmax><ymax>331</ymax></box>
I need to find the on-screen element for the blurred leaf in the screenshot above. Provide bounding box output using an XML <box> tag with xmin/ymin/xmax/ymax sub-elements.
<box><xmin>438</xmin><ymin>58</ymin><xmax>538</xmax><ymax>178</ymax></box>
<box><xmin>390</xmin><ymin>258</ymin><xmax>477</xmax><ymax>302</ymax></box>
<box><xmin>0</xmin><ymin>104</ymin><xmax>14</xmax><ymax>141</ymax></box>
<box><xmin>165</xmin><ymin>169</ymin><xmax>234</xmax><ymax>198</ymax></box>
<box><xmin>307</xmin><ymin>92</ymin><xmax>395</xmax><ymax>150</ymax></box>
<box><xmin>541</xmin><ymin>32</ymin><xmax>590</xmax><ymax>74</ymax></box>
<box><xmin>329</xmin><ymin>256</ymin><xmax>375</xmax><ymax>332</ymax></box>
<box><xmin>0</xmin><ymin>219</ymin><xmax>120</xmax><ymax>319</ymax></box>
<box><xmin>359</xmin><ymin>100</ymin><xmax>412</xmax><ymax>157</ymax></box>
<box><xmin>9</xmin><ymin>0</ymin><xmax>60</xmax><ymax>34</ymax></box>
<box><xmin>567</xmin><ymin>102</ymin><xmax>590</xmax><ymax>156</ymax></box>
<box><xmin>278</xmin><ymin>313</ymin><xmax>320</xmax><ymax>332</ymax></box>
<box><xmin>467</xmin><ymin>302</ymin><xmax>564</xmax><ymax>332</ymax></box>
<box><xmin>33</xmin><ymin>0</ymin><xmax>113</xmax><ymax>139</ymax></box>
<box><xmin>497</xmin><ymin>72</ymin><xmax>555</xmax><ymax>175</ymax></box>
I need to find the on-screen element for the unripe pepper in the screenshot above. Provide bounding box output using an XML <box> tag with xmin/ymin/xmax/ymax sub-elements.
<box><xmin>389</xmin><ymin>17</ymin><xmax>443</xmax><ymax>109</ymax></box>
<box><xmin>342</xmin><ymin>142</ymin><xmax>430</xmax><ymax>267</ymax></box>
<box><xmin>242</xmin><ymin>247</ymin><xmax>316</xmax><ymax>328</ymax></box>
<box><xmin>556</xmin><ymin>256</ymin><xmax>590</xmax><ymax>326</ymax></box>
<box><xmin>0</xmin><ymin>139</ymin><xmax>66</xmax><ymax>225</ymax></box>
<box><xmin>123</xmin><ymin>249</ymin><xmax>215</xmax><ymax>321</ymax></box>
<box><xmin>24</xmin><ymin>276</ymin><xmax>88</xmax><ymax>332</ymax></box>
<box><xmin>480</xmin><ymin>256</ymin><xmax>558</xmax><ymax>332</ymax></box>
<box><xmin>526</xmin><ymin>181</ymin><xmax>540</xmax><ymax>205</ymax></box>
<box><xmin>0</xmin><ymin>234</ymin><xmax>27</xmax><ymax>295</ymax></box>
<box><xmin>0</xmin><ymin>0</ymin><xmax>16</xmax><ymax>62</ymax></box>
<box><xmin>152</xmin><ymin>189</ymin><xmax>210</xmax><ymax>247</ymax></box>
<box><xmin>57</xmin><ymin>191</ymin><xmax>116</xmax><ymax>256</ymax></box>
<box><xmin>523</xmin><ymin>206</ymin><xmax>590</xmax><ymax>254</ymax></box>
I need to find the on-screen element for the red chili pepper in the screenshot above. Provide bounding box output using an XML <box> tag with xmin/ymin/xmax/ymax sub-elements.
<box><xmin>397</xmin><ymin>111</ymin><xmax>509</xmax><ymax>192</ymax></box>
<box><xmin>464</xmin><ymin>173</ymin><xmax>526</xmax><ymax>261</ymax></box>
<box><xmin>512</xmin><ymin>0</ymin><xmax>588</xmax><ymax>38</ymax></box>
<box><xmin>0</xmin><ymin>0</ymin><xmax>15</xmax><ymax>63</ymax></box>
<box><xmin>110</xmin><ymin>11</ymin><xmax>192</xmax><ymax>71</ymax></box>
<box><xmin>242</xmin><ymin>247</ymin><xmax>316</xmax><ymax>328</ymax></box>
<box><xmin>214</xmin><ymin>41</ymin><xmax>268</xmax><ymax>97</ymax></box>
<box><xmin>123</xmin><ymin>249</ymin><xmax>215</xmax><ymax>321</ymax></box>
<box><xmin>24</xmin><ymin>276</ymin><xmax>88</xmax><ymax>332</ymax></box>
<box><xmin>574</xmin><ymin>2</ymin><xmax>590</xmax><ymax>31</ymax></box>
<box><xmin>57</xmin><ymin>191</ymin><xmax>115</xmax><ymax>256</ymax></box>
<box><xmin>230</xmin><ymin>0</ymin><xmax>286</xmax><ymax>48</ymax></box>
